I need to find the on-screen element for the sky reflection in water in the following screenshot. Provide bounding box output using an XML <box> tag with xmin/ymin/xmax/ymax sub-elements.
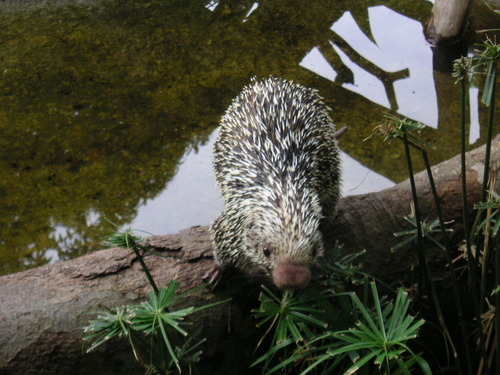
<box><xmin>131</xmin><ymin>2</ymin><xmax>484</xmax><ymax>236</ymax></box>
<box><xmin>2</xmin><ymin>0</ymin><xmax>494</xmax><ymax>272</ymax></box>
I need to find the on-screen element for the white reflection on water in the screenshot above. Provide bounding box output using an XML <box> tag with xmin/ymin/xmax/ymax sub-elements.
<box><xmin>133</xmin><ymin>3</ymin><xmax>475</xmax><ymax>235</ymax></box>
<box><xmin>301</xmin><ymin>5</ymin><xmax>439</xmax><ymax>128</ymax></box>
<box><xmin>300</xmin><ymin>46</ymin><xmax>338</xmax><ymax>82</ymax></box>
<box><xmin>469</xmin><ymin>84</ymin><xmax>480</xmax><ymax>144</ymax></box>
<box><xmin>468</xmin><ymin>49</ymin><xmax>481</xmax><ymax>144</ymax></box>
<box><xmin>131</xmin><ymin>130</ymin><xmax>223</xmax><ymax>235</ymax></box>
<box><xmin>131</xmin><ymin>128</ymin><xmax>394</xmax><ymax>235</ymax></box>
<box><xmin>330</xmin><ymin>40</ymin><xmax>391</xmax><ymax>109</ymax></box>
<box><xmin>205</xmin><ymin>0</ymin><xmax>260</xmax><ymax>23</ymax></box>
<box><xmin>243</xmin><ymin>2</ymin><xmax>259</xmax><ymax>22</ymax></box>
<box><xmin>205</xmin><ymin>0</ymin><xmax>218</xmax><ymax>12</ymax></box>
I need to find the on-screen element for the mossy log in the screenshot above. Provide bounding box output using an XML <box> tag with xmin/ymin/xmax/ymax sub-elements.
<box><xmin>0</xmin><ymin>135</ymin><xmax>499</xmax><ymax>375</ymax></box>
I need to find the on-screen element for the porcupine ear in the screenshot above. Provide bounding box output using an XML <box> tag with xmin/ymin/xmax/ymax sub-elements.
<box><xmin>333</xmin><ymin>126</ymin><xmax>348</xmax><ymax>139</ymax></box>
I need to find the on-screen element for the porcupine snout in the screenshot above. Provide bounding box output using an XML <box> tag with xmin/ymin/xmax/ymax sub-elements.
<box><xmin>272</xmin><ymin>263</ymin><xmax>311</xmax><ymax>289</ymax></box>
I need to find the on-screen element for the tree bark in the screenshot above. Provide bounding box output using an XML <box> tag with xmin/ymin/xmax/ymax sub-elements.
<box><xmin>0</xmin><ymin>135</ymin><xmax>499</xmax><ymax>375</ymax></box>
<box><xmin>425</xmin><ymin>0</ymin><xmax>474</xmax><ymax>45</ymax></box>
<box><xmin>326</xmin><ymin>134</ymin><xmax>500</xmax><ymax>283</ymax></box>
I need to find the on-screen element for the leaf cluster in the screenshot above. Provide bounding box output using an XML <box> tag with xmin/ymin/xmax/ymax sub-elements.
<box><xmin>474</xmin><ymin>191</ymin><xmax>500</xmax><ymax>237</ymax></box>
<box><xmin>366</xmin><ymin>114</ymin><xmax>434</xmax><ymax>150</ymax></box>
<box><xmin>84</xmin><ymin>226</ymin><xmax>230</xmax><ymax>374</ymax></box>
<box><xmin>251</xmin><ymin>250</ymin><xmax>430</xmax><ymax>375</ymax></box>
<box><xmin>392</xmin><ymin>215</ymin><xmax>453</xmax><ymax>253</ymax></box>
<box><xmin>84</xmin><ymin>280</ymin><xmax>228</xmax><ymax>374</ymax></box>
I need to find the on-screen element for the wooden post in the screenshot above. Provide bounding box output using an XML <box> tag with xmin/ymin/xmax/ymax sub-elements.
<box><xmin>425</xmin><ymin>0</ymin><xmax>474</xmax><ymax>45</ymax></box>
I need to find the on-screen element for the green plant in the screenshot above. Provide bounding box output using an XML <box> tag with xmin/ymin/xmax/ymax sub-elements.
<box><xmin>373</xmin><ymin>115</ymin><xmax>463</xmax><ymax>371</ymax></box>
<box><xmin>452</xmin><ymin>37</ymin><xmax>498</xmax><ymax>374</ymax></box>
<box><xmin>84</xmin><ymin>280</ymin><xmax>226</xmax><ymax>374</ymax></box>
<box><xmin>392</xmin><ymin>215</ymin><xmax>453</xmax><ymax>253</ymax></box>
<box><xmin>303</xmin><ymin>284</ymin><xmax>430</xmax><ymax>375</ymax></box>
<box><xmin>366</xmin><ymin>35</ymin><xmax>499</xmax><ymax>375</ymax></box>
<box><xmin>106</xmin><ymin>226</ymin><xmax>160</xmax><ymax>293</ymax></box>
<box><xmin>475</xmin><ymin>191</ymin><xmax>500</xmax><ymax>237</ymax></box>
<box><xmin>251</xmin><ymin>247</ymin><xmax>430</xmax><ymax>375</ymax></box>
<box><xmin>251</xmin><ymin>281</ymin><xmax>430</xmax><ymax>375</ymax></box>
<box><xmin>84</xmin><ymin>228</ymin><xmax>230</xmax><ymax>374</ymax></box>
<box><xmin>251</xmin><ymin>285</ymin><xmax>330</xmax><ymax>373</ymax></box>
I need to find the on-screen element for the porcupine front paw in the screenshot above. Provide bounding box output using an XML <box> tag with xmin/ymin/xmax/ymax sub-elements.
<box><xmin>202</xmin><ymin>263</ymin><xmax>223</xmax><ymax>289</ymax></box>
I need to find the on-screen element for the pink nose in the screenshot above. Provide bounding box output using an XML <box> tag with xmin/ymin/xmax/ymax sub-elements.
<box><xmin>272</xmin><ymin>263</ymin><xmax>311</xmax><ymax>289</ymax></box>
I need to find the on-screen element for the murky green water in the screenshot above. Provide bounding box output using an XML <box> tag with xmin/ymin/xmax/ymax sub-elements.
<box><xmin>0</xmin><ymin>0</ymin><xmax>498</xmax><ymax>275</ymax></box>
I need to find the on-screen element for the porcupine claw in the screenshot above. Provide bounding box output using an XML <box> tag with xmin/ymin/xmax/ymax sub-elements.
<box><xmin>202</xmin><ymin>263</ymin><xmax>222</xmax><ymax>289</ymax></box>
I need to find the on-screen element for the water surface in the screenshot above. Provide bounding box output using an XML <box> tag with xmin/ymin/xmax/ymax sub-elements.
<box><xmin>0</xmin><ymin>0</ymin><xmax>498</xmax><ymax>274</ymax></box>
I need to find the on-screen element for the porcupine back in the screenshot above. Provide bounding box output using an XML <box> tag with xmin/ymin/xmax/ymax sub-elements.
<box><xmin>210</xmin><ymin>77</ymin><xmax>341</xmax><ymax>289</ymax></box>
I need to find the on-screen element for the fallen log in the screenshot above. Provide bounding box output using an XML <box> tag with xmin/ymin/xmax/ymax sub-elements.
<box><xmin>327</xmin><ymin>135</ymin><xmax>500</xmax><ymax>283</ymax></box>
<box><xmin>0</xmin><ymin>135</ymin><xmax>499</xmax><ymax>375</ymax></box>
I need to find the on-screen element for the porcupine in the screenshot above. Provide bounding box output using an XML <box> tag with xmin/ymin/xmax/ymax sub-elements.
<box><xmin>208</xmin><ymin>77</ymin><xmax>346</xmax><ymax>290</ymax></box>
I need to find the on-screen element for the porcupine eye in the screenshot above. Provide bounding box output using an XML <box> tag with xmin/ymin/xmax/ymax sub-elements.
<box><xmin>262</xmin><ymin>246</ymin><xmax>272</xmax><ymax>257</ymax></box>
